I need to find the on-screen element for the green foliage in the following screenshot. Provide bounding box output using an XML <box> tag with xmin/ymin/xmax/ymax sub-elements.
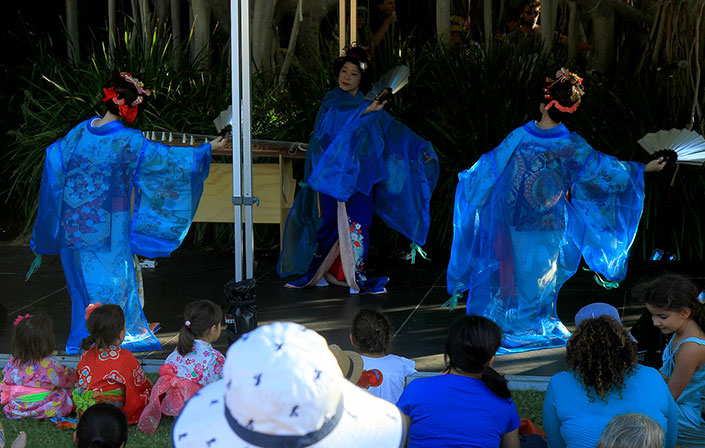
<box><xmin>4</xmin><ymin>28</ymin><xmax>704</xmax><ymax>260</ymax></box>
<box><xmin>512</xmin><ymin>388</ymin><xmax>546</xmax><ymax>427</ymax></box>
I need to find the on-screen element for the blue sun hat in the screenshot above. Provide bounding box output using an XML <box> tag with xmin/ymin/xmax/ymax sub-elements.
<box><xmin>172</xmin><ymin>322</ymin><xmax>406</xmax><ymax>447</ymax></box>
<box><xmin>575</xmin><ymin>302</ymin><xmax>638</xmax><ymax>343</ymax></box>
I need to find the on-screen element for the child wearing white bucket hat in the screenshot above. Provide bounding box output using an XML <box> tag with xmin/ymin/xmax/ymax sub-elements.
<box><xmin>172</xmin><ymin>321</ymin><xmax>408</xmax><ymax>447</ymax></box>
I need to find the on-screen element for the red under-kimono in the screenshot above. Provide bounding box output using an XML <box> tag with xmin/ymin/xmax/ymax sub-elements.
<box><xmin>74</xmin><ymin>345</ymin><xmax>152</xmax><ymax>424</ymax></box>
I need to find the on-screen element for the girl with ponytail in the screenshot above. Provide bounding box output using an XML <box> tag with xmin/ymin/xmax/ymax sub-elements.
<box><xmin>138</xmin><ymin>300</ymin><xmax>224</xmax><ymax>434</ymax></box>
<box><xmin>397</xmin><ymin>315</ymin><xmax>521</xmax><ymax>448</ymax></box>
<box><xmin>74</xmin><ymin>304</ymin><xmax>152</xmax><ymax>425</ymax></box>
<box><xmin>634</xmin><ymin>274</ymin><xmax>705</xmax><ymax>447</ymax></box>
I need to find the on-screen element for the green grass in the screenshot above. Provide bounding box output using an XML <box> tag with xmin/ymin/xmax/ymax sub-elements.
<box><xmin>0</xmin><ymin>385</ymin><xmax>546</xmax><ymax>447</ymax></box>
<box><xmin>0</xmin><ymin>374</ymin><xmax>173</xmax><ymax>448</ymax></box>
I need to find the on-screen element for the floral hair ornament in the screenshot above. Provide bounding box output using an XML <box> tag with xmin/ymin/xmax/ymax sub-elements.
<box><xmin>102</xmin><ymin>73</ymin><xmax>152</xmax><ymax>124</ymax></box>
<box><xmin>13</xmin><ymin>314</ymin><xmax>33</xmax><ymax>327</ymax></box>
<box><xmin>341</xmin><ymin>43</ymin><xmax>371</xmax><ymax>71</ymax></box>
<box><xmin>185</xmin><ymin>320</ymin><xmax>192</xmax><ymax>328</ymax></box>
<box><xmin>85</xmin><ymin>302</ymin><xmax>103</xmax><ymax>321</ymax></box>
<box><xmin>543</xmin><ymin>67</ymin><xmax>585</xmax><ymax>114</ymax></box>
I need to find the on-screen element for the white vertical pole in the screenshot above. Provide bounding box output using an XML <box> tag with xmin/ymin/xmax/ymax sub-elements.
<box><xmin>240</xmin><ymin>0</ymin><xmax>254</xmax><ymax>279</ymax></box>
<box><xmin>350</xmin><ymin>0</ymin><xmax>357</xmax><ymax>44</ymax></box>
<box><xmin>339</xmin><ymin>0</ymin><xmax>346</xmax><ymax>54</ymax></box>
<box><xmin>231</xmin><ymin>0</ymin><xmax>243</xmax><ymax>282</ymax></box>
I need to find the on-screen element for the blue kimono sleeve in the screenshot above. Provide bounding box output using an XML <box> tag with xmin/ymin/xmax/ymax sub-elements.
<box><xmin>570</xmin><ymin>146</ymin><xmax>645</xmax><ymax>281</ymax></box>
<box><xmin>29</xmin><ymin>139</ymin><xmax>67</xmax><ymax>255</ymax></box>
<box><xmin>130</xmin><ymin>140</ymin><xmax>211</xmax><ymax>258</ymax></box>
<box><xmin>446</xmin><ymin>129</ymin><xmax>525</xmax><ymax>295</ymax></box>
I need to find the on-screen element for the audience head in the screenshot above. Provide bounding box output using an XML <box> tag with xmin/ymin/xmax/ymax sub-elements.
<box><xmin>445</xmin><ymin>315</ymin><xmax>511</xmax><ymax>399</ymax></box>
<box><xmin>75</xmin><ymin>403</ymin><xmax>128</xmax><ymax>448</ymax></box>
<box><xmin>177</xmin><ymin>299</ymin><xmax>224</xmax><ymax>356</ymax></box>
<box><xmin>574</xmin><ymin>303</ymin><xmax>637</xmax><ymax>342</ymax></box>
<box><xmin>81</xmin><ymin>304</ymin><xmax>126</xmax><ymax>351</ymax></box>
<box><xmin>567</xmin><ymin>316</ymin><xmax>637</xmax><ymax>399</ymax></box>
<box><xmin>350</xmin><ymin>307</ymin><xmax>392</xmax><ymax>355</ymax></box>
<box><xmin>11</xmin><ymin>314</ymin><xmax>54</xmax><ymax>365</ymax></box>
<box><xmin>518</xmin><ymin>0</ymin><xmax>541</xmax><ymax>27</ymax></box>
<box><xmin>102</xmin><ymin>72</ymin><xmax>151</xmax><ymax>123</ymax></box>
<box><xmin>540</xmin><ymin>67</ymin><xmax>585</xmax><ymax>123</ymax></box>
<box><xmin>633</xmin><ymin>273</ymin><xmax>705</xmax><ymax>333</ymax></box>
<box><xmin>172</xmin><ymin>322</ymin><xmax>406</xmax><ymax>447</ymax></box>
<box><xmin>596</xmin><ymin>413</ymin><xmax>664</xmax><ymax>448</ymax></box>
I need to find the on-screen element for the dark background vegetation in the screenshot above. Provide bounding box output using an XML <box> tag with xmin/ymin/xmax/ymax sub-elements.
<box><xmin>2</xmin><ymin>0</ymin><xmax>703</xmax><ymax>263</ymax></box>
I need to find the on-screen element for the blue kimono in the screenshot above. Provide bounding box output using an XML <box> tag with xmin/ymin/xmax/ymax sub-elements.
<box><xmin>447</xmin><ymin>121</ymin><xmax>645</xmax><ymax>353</ymax></box>
<box><xmin>278</xmin><ymin>87</ymin><xmax>438</xmax><ymax>292</ymax></box>
<box><xmin>30</xmin><ymin>118</ymin><xmax>211</xmax><ymax>354</ymax></box>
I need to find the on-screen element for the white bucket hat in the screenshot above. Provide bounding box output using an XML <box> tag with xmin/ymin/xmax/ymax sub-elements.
<box><xmin>172</xmin><ymin>322</ymin><xmax>407</xmax><ymax>447</ymax></box>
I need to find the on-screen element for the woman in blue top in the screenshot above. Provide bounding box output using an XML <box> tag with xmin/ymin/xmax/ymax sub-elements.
<box><xmin>29</xmin><ymin>73</ymin><xmax>227</xmax><ymax>354</ymax></box>
<box><xmin>397</xmin><ymin>315</ymin><xmax>521</xmax><ymax>448</ymax></box>
<box><xmin>446</xmin><ymin>68</ymin><xmax>666</xmax><ymax>352</ymax></box>
<box><xmin>543</xmin><ymin>316</ymin><xmax>679</xmax><ymax>448</ymax></box>
<box><xmin>636</xmin><ymin>274</ymin><xmax>705</xmax><ymax>448</ymax></box>
<box><xmin>278</xmin><ymin>46</ymin><xmax>438</xmax><ymax>294</ymax></box>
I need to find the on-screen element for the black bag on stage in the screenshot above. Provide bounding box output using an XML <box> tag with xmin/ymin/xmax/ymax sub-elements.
<box><xmin>222</xmin><ymin>278</ymin><xmax>257</xmax><ymax>345</ymax></box>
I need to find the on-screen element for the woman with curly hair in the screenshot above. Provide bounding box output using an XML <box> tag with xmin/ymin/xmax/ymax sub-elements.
<box><xmin>543</xmin><ymin>316</ymin><xmax>678</xmax><ymax>448</ymax></box>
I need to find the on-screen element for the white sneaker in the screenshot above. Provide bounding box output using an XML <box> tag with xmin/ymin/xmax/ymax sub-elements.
<box><xmin>349</xmin><ymin>287</ymin><xmax>360</xmax><ymax>294</ymax></box>
<box><xmin>315</xmin><ymin>277</ymin><xmax>329</xmax><ymax>287</ymax></box>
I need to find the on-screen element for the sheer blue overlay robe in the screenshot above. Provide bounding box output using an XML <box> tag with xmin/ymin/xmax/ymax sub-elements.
<box><xmin>30</xmin><ymin>118</ymin><xmax>211</xmax><ymax>354</ymax></box>
<box><xmin>277</xmin><ymin>87</ymin><xmax>439</xmax><ymax>287</ymax></box>
<box><xmin>447</xmin><ymin>121</ymin><xmax>645</xmax><ymax>352</ymax></box>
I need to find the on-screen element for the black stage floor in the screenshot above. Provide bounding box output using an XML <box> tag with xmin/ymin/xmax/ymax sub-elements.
<box><xmin>1</xmin><ymin>243</ymin><xmax>703</xmax><ymax>377</ymax></box>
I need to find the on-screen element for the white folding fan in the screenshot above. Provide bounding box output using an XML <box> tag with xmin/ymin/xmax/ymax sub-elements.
<box><xmin>638</xmin><ymin>129</ymin><xmax>705</xmax><ymax>166</ymax></box>
<box><xmin>366</xmin><ymin>65</ymin><xmax>410</xmax><ymax>102</ymax></box>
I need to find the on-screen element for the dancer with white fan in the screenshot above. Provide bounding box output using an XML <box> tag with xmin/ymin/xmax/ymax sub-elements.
<box><xmin>278</xmin><ymin>45</ymin><xmax>439</xmax><ymax>295</ymax></box>
<box><xmin>446</xmin><ymin>68</ymin><xmax>667</xmax><ymax>353</ymax></box>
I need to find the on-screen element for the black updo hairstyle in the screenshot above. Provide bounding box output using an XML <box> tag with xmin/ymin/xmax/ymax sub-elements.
<box><xmin>81</xmin><ymin>305</ymin><xmax>126</xmax><ymax>351</ymax></box>
<box><xmin>541</xmin><ymin>68</ymin><xmax>585</xmax><ymax>124</ymax></box>
<box><xmin>445</xmin><ymin>315</ymin><xmax>511</xmax><ymax>399</ymax></box>
<box><xmin>177</xmin><ymin>299</ymin><xmax>224</xmax><ymax>356</ymax></box>
<box><xmin>332</xmin><ymin>45</ymin><xmax>372</xmax><ymax>92</ymax></box>
<box><xmin>102</xmin><ymin>72</ymin><xmax>150</xmax><ymax>121</ymax></box>
<box><xmin>75</xmin><ymin>403</ymin><xmax>128</xmax><ymax>448</ymax></box>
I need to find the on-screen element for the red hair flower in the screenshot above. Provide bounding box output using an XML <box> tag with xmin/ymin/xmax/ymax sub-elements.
<box><xmin>85</xmin><ymin>302</ymin><xmax>103</xmax><ymax>321</ymax></box>
<box><xmin>13</xmin><ymin>314</ymin><xmax>33</xmax><ymax>327</ymax></box>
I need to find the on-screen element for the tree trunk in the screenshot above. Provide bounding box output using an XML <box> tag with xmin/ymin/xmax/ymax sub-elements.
<box><xmin>252</xmin><ymin>0</ymin><xmax>277</xmax><ymax>78</ymax></box>
<box><xmin>189</xmin><ymin>0</ymin><xmax>212</xmax><ymax>70</ymax></box>
<box><xmin>171</xmin><ymin>0</ymin><xmax>182</xmax><ymax>70</ymax></box>
<box><xmin>66</xmin><ymin>0</ymin><xmax>79</xmax><ymax>64</ymax></box>
<box><xmin>209</xmin><ymin>0</ymin><xmax>231</xmax><ymax>33</ymax></box>
<box><xmin>567</xmin><ymin>0</ymin><xmax>578</xmax><ymax>67</ymax></box>
<box><xmin>541</xmin><ymin>0</ymin><xmax>558</xmax><ymax>56</ymax></box>
<box><xmin>139</xmin><ymin>0</ymin><xmax>152</xmax><ymax>58</ymax></box>
<box><xmin>483</xmin><ymin>0</ymin><xmax>492</xmax><ymax>52</ymax></box>
<box><xmin>155</xmin><ymin>0</ymin><xmax>169</xmax><ymax>25</ymax></box>
<box><xmin>436</xmin><ymin>0</ymin><xmax>450</xmax><ymax>45</ymax></box>
<box><xmin>296</xmin><ymin>1</ymin><xmax>337</xmax><ymax>72</ymax></box>
<box><xmin>279</xmin><ymin>0</ymin><xmax>303</xmax><ymax>85</ymax></box>
<box><xmin>108</xmin><ymin>0</ymin><xmax>117</xmax><ymax>62</ymax></box>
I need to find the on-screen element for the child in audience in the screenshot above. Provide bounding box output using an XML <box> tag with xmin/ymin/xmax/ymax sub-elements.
<box><xmin>73</xmin><ymin>304</ymin><xmax>152</xmax><ymax>424</ymax></box>
<box><xmin>635</xmin><ymin>274</ymin><xmax>705</xmax><ymax>447</ymax></box>
<box><xmin>75</xmin><ymin>403</ymin><xmax>128</xmax><ymax>448</ymax></box>
<box><xmin>350</xmin><ymin>307</ymin><xmax>415</xmax><ymax>403</ymax></box>
<box><xmin>597</xmin><ymin>413</ymin><xmax>664</xmax><ymax>448</ymax></box>
<box><xmin>1</xmin><ymin>314</ymin><xmax>75</xmax><ymax>419</ymax></box>
<box><xmin>138</xmin><ymin>299</ymin><xmax>224</xmax><ymax>433</ymax></box>
<box><xmin>397</xmin><ymin>315</ymin><xmax>521</xmax><ymax>447</ymax></box>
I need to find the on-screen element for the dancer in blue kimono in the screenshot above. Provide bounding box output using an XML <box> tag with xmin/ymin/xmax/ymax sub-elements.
<box><xmin>29</xmin><ymin>73</ymin><xmax>227</xmax><ymax>354</ymax></box>
<box><xmin>446</xmin><ymin>68</ymin><xmax>666</xmax><ymax>353</ymax></box>
<box><xmin>278</xmin><ymin>46</ymin><xmax>438</xmax><ymax>294</ymax></box>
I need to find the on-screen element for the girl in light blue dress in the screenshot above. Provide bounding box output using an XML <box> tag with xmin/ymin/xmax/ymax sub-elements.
<box><xmin>638</xmin><ymin>274</ymin><xmax>705</xmax><ymax>448</ymax></box>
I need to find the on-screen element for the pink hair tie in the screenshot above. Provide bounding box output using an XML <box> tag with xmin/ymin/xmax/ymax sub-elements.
<box><xmin>85</xmin><ymin>303</ymin><xmax>103</xmax><ymax>321</ymax></box>
<box><xmin>185</xmin><ymin>320</ymin><xmax>192</xmax><ymax>328</ymax></box>
<box><xmin>13</xmin><ymin>314</ymin><xmax>33</xmax><ymax>327</ymax></box>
